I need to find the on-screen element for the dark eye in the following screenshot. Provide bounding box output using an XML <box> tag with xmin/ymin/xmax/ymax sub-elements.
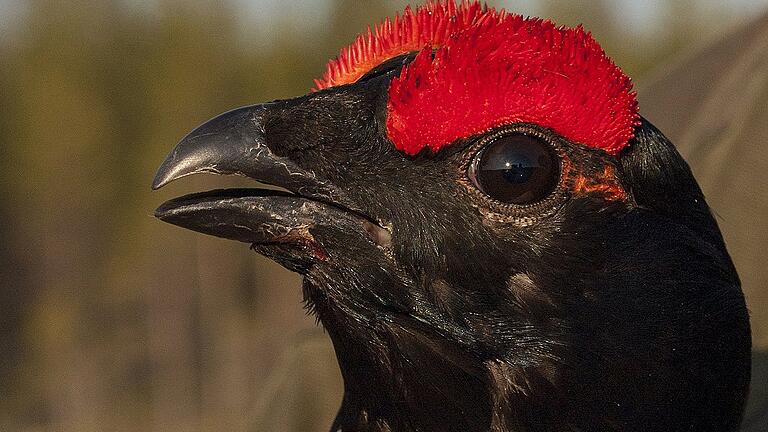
<box><xmin>470</xmin><ymin>134</ymin><xmax>559</xmax><ymax>205</ymax></box>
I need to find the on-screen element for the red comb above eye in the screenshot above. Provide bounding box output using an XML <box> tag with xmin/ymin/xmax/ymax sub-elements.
<box><xmin>313</xmin><ymin>1</ymin><xmax>485</xmax><ymax>91</ymax></box>
<box><xmin>315</xmin><ymin>1</ymin><xmax>640</xmax><ymax>156</ymax></box>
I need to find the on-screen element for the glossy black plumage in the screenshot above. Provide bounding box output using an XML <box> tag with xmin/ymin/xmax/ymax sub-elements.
<box><xmin>153</xmin><ymin>64</ymin><xmax>751</xmax><ymax>431</ymax></box>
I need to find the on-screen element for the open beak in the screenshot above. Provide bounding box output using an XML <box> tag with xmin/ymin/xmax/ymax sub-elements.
<box><xmin>152</xmin><ymin>104</ymin><xmax>387</xmax><ymax>268</ymax></box>
<box><xmin>152</xmin><ymin>104</ymin><xmax>348</xmax><ymax>200</ymax></box>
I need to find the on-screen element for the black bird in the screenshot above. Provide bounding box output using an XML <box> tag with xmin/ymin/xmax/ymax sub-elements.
<box><xmin>152</xmin><ymin>2</ymin><xmax>751</xmax><ymax>431</ymax></box>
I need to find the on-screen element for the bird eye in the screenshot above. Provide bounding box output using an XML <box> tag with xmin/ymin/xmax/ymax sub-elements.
<box><xmin>470</xmin><ymin>134</ymin><xmax>560</xmax><ymax>205</ymax></box>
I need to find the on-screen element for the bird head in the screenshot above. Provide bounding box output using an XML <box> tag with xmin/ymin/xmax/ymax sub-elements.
<box><xmin>152</xmin><ymin>2</ymin><xmax>750</xmax><ymax>431</ymax></box>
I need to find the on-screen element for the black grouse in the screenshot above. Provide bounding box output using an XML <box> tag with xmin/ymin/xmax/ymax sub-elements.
<box><xmin>152</xmin><ymin>2</ymin><xmax>752</xmax><ymax>431</ymax></box>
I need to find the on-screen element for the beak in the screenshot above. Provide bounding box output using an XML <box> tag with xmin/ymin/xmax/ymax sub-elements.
<box><xmin>152</xmin><ymin>104</ymin><xmax>346</xmax><ymax>203</ymax></box>
<box><xmin>152</xmin><ymin>104</ymin><xmax>385</xmax><ymax>265</ymax></box>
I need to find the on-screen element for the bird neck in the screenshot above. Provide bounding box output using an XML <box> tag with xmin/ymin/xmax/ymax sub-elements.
<box><xmin>321</xmin><ymin>312</ymin><xmax>542</xmax><ymax>432</ymax></box>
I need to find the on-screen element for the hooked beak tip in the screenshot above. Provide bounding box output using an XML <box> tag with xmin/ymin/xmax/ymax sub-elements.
<box><xmin>152</xmin><ymin>157</ymin><xmax>193</xmax><ymax>190</ymax></box>
<box><xmin>151</xmin><ymin>174</ymin><xmax>167</xmax><ymax>191</ymax></box>
<box><xmin>151</xmin><ymin>104</ymin><xmax>268</xmax><ymax>192</ymax></box>
<box><xmin>151</xmin><ymin>159</ymin><xmax>186</xmax><ymax>190</ymax></box>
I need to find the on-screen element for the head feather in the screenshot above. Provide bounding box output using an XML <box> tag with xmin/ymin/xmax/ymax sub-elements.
<box><xmin>315</xmin><ymin>1</ymin><xmax>639</xmax><ymax>156</ymax></box>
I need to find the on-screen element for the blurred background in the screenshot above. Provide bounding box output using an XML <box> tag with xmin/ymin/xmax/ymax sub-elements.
<box><xmin>1</xmin><ymin>1</ymin><xmax>767</xmax><ymax>431</ymax></box>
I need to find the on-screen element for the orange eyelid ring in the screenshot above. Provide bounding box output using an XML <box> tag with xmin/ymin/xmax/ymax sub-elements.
<box><xmin>570</xmin><ymin>165</ymin><xmax>627</xmax><ymax>202</ymax></box>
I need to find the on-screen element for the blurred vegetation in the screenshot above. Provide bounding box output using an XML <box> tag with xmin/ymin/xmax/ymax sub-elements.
<box><xmin>0</xmin><ymin>1</ymin><xmax>764</xmax><ymax>431</ymax></box>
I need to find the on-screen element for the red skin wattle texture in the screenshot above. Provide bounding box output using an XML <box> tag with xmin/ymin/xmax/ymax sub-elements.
<box><xmin>315</xmin><ymin>1</ymin><xmax>640</xmax><ymax>156</ymax></box>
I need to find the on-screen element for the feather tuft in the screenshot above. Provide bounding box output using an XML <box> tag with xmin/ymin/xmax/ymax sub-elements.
<box><xmin>315</xmin><ymin>1</ymin><xmax>639</xmax><ymax>156</ymax></box>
